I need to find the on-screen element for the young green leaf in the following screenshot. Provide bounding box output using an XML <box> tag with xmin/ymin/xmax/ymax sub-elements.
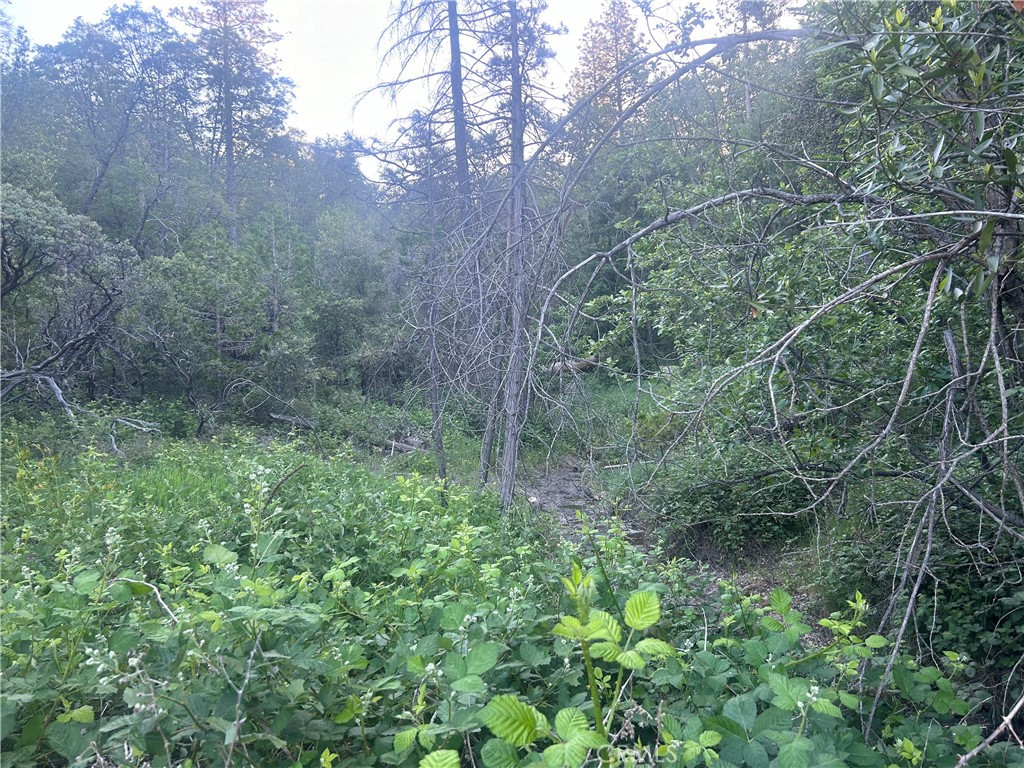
<box><xmin>769</xmin><ymin>588</ymin><xmax>792</xmax><ymax>616</ymax></box>
<box><xmin>586</xmin><ymin>610</ymin><xmax>622</xmax><ymax>643</ymax></box>
<box><xmin>482</xmin><ymin>695</ymin><xmax>548</xmax><ymax>747</ymax></box>
<box><xmin>634</xmin><ymin>638</ymin><xmax>675</xmax><ymax>657</ymax></box>
<box><xmin>588</xmin><ymin>642</ymin><xmax>621</xmax><ymax>661</ymax></box>
<box><xmin>482</xmin><ymin>738</ymin><xmax>521</xmax><ymax>768</ymax></box>
<box><xmin>420</xmin><ymin>750</ymin><xmax>460</xmax><ymax>768</ymax></box>
<box><xmin>553</xmin><ymin>616</ymin><xmax>585</xmax><ymax>639</ymax></box>
<box><xmin>554</xmin><ymin>708</ymin><xmax>589</xmax><ymax>741</ymax></box>
<box><xmin>698</xmin><ymin>730</ymin><xmax>722</xmax><ymax>748</ymax></box>
<box><xmin>616</xmin><ymin>650</ymin><xmax>646</xmax><ymax>670</ymax></box>
<box><xmin>624</xmin><ymin>591</ymin><xmax>660</xmax><ymax>630</ymax></box>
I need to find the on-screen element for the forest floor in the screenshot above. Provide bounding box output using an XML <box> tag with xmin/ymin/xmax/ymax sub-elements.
<box><xmin>522</xmin><ymin>456</ymin><xmax>832</xmax><ymax>644</ymax></box>
<box><xmin>521</xmin><ymin>457</ymin><xmax>652</xmax><ymax>549</ymax></box>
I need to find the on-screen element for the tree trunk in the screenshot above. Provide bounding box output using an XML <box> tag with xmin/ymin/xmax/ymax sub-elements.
<box><xmin>447</xmin><ymin>0</ymin><xmax>471</xmax><ymax>209</ymax></box>
<box><xmin>223</xmin><ymin>36</ymin><xmax>239</xmax><ymax>247</ymax></box>
<box><xmin>498</xmin><ymin>0</ymin><xmax>528</xmax><ymax>510</ymax></box>
<box><xmin>427</xmin><ymin>240</ymin><xmax>449</xmax><ymax>498</ymax></box>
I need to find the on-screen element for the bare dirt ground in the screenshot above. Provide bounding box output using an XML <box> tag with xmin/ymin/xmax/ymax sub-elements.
<box><xmin>522</xmin><ymin>456</ymin><xmax>832</xmax><ymax>645</ymax></box>
<box><xmin>521</xmin><ymin>457</ymin><xmax>651</xmax><ymax>549</ymax></box>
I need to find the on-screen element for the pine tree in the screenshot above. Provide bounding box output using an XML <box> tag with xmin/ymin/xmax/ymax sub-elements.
<box><xmin>568</xmin><ymin>0</ymin><xmax>654</xmax><ymax>122</ymax></box>
<box><xmin>172</xmin><ymin>0</ymin><xmax>292</xmax><ymax>246</ymax></box>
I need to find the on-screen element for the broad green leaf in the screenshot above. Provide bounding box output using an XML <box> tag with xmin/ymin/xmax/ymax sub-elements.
<box><xmin>445</xmin><ymin>652</ymin><xmax>467</xmax><ymax>680</ymax></box>
<box><xmin>394</xmin><ymin>728</ymin><xmax>418</xmax><ymax>753</ymax></box>
<box><xmin>554</xmin><ymin>708</ymin><xmax>588</xmax><ymax>741</ymax></box>
<box><xmin>451</xmin><ymin>674</ymin><xmax>485</xmax><ymax>694</ymax></box>
<box><xmin>543</xmin><ymin>742</ymin><xmax>587</xmax><ymax>768</ymax></box>
<box><xmin>482</xmin><ymin>738</ymin><xmax>521</xmax><ymax>768</ymax></box>
<box><xmin>420</xmin><ymin>750</ymin><xmax>460</xmax><ymax>768</ymax></box>
<box><xmin>333</xmin><ymin>694</ymin><xmax>362</xmax><ymax>724</ymax></box>
<box><xmin>810</xmin><ymin>699</ymin><xmax>843</xmax><ymax>718</ymax></box>
<box><xmin>768</xmin><ymin>673</ymin><xmax>807</xmax><ymax>711</ymax></box>
<box><xmin>634</xmin><ymin>638</ymin><xmax>675</xmax><ymax>657</ymax></box>
<box><xmin>752</xmin><ymin>706</ymin><xmax>792</xmax><ymax>737</ymax></box>
<box><xmin>16</xmin><ymin>713</ymin><xmax>43</xmax><ymax>749</ymax></box>
<box><xmin>778</xmin><ymin>738</ymin><xmax>814</xmax><ymax>768</ymax></box>
<box><xmin>723</xmin><ymin>694</ymin><xmax>757</xmax><ymax>732</ymax></box>
<box><xmin>124</xmin><ymin>580</ymin><xmax>154</xmax><ymax>595</ymax></box>
<box><xmin>864</xmin><ymin>634</ymin><xmax>888</xmax><ymax>649</ymax></box>
<box><xmin>44</xmin><ymin>721</ymin><xmax>93</xmax><ymax>762</ymax></box>
<box><xmin>573</xmin><ymin>730</ymin><xmax>607</xmax><ymax>749</ymax></box>
<box><xmin>588</xmin><ymin>642</ymin><xmax>621</xmax><ymax>661</ymax></box>
<box><xmin>616</xmin><ymin>650</ymin><xmax>646</xmax><ymax>670</ymax></box>
<box><xmin>520</xmin><ymin>642</ymin><xmax>549</xmax><ymax>667</ymax></box>
<box><xmin>769</xmin><ymin>588</ymin><xmax>792</xmax><ymax>616</ymax></box>
<box><xmin>73</xmin><ymin>570</ymin><xmax>101</xmax><ymax>595</ymax></box>
<box><xmin>203</xmin><ymin>543</ymin><xmax>238</xmax><ymax>566</ymax></box>
<box><xmin>744</xmin><ymin>740</ymin><xmax>770</xmax><ymax>768</ymax></box>
<box><xmin>533</xmin><ymin>709</ymin><xmax>550</xmax><ymax>736</ymax></box>
<box><xmin>586</xmin><ymin>610</ymin><xmax>622</xmax><ymax>643</ymax></box>
<box><xmin>838</xmin><ymin>691</ymin><xmax>860</xmax><ymax>710</ymax></box>
<box><xmin>624</xmin><ymin>591</ymin><xmax>660</xmax><ymax>630</ymax></box>
<box><xmin>467</xmin><ymin>642</ymin><xmax>502</xmax><ymax>674</ymax></box>
<box><xmin>482</xmin><ymin>695</ymin><xmax>547</xmax><ymax>747</ymax></box>
<box><xmin>441</xmin><ymin>603</ymin><xmax>469</xmax><ymax>630</ymax></box>
<box><xmin>660</xmin><ymin>714</ymin><xmax>683</xmax><ymax>741</ymax></box>
<box><xmin>703</xmin><ymin>715</ymin><xmax>746</xmax><ymax>739</ymax></box>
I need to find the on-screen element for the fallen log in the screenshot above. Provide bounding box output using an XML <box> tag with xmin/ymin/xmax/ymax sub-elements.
<box><xmin>545</xmin><ymin>355</ymin><xmax>599</xmax><ymax>375</ymax></box>
<box><xmin>269</xmin><ymin>412</ymin><xmax>318</xmax><ymax>429</ymax></box>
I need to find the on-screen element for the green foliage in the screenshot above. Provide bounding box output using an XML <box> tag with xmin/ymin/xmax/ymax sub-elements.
<box><xmin>1</xmin><ymin>418</ymin><xmax>1014</xmax><ymax>766</ymax></box>
<box><xmin>650</xmin><ymin>445</ymin><xmax>813</xmax><ymax>561</ymax></box>
<box><xmin>814</xmin><ymin>514</ymin><xmax>1024</xmax><ymax>714</ymax></box>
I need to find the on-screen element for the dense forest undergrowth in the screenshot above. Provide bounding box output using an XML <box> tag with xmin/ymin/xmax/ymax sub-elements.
<box><xmin>1</xmin><ymin>398</ymin><xmax>1021</xmax><ymax>767</ymax></box>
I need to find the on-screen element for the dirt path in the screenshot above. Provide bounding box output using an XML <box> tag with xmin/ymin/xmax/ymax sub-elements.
<box><xmin>521</xmin><ymin>459</ymin><xmax>831</xmax><ymax>645</ymax></box>
<box><xmin>521</xmin><ymin>457</ymin><xmax>651</xmax><ymax>549</ymax></box>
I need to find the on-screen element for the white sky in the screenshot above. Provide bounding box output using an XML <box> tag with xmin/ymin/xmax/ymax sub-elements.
<box><xmin>5</xmin><ymin>0</ymin><xmax>603</xmax><ymax>144</ymax></box>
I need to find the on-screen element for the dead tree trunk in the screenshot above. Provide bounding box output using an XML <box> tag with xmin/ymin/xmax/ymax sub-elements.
<box><xmin>498</xmin><ymin>0</ymin><xmax>528</xmax><ymax>510</ymax></box>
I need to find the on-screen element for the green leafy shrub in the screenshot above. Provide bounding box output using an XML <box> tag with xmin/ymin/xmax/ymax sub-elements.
<box><xmin>651</xmin><ymin>449</ymin><xmax>812</xmax><ymax>561</ymax></box>
<box><xmin>1</xmin><ymin>419</ymin><xmax>1014</xmax><ymax>767</ymax></box>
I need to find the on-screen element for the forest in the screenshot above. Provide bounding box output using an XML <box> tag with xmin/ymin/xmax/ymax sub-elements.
<box><xmin>1</xmin><ymin>0</ymin><xmax>1023</xmax><ymax>765</ymax></box>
